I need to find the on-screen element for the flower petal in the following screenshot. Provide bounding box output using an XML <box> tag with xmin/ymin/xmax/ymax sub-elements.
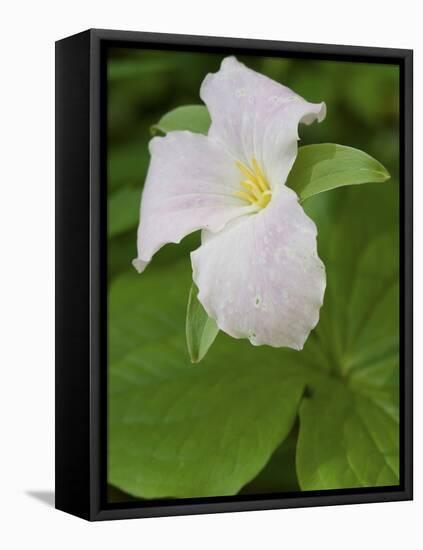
<box><xmin>191</xmin><ymin>186</ymin><xmax>326</xmax><ymax>349</ymax></box>
<box><xmin>200</xmin><ymin>57</ymin><xmax>326</xmax><ymax>190</ymax></box>
<box><xmin>133</xmin><ymin>131</ymin><xmax>255</xmax><ymax>272</ymax></box>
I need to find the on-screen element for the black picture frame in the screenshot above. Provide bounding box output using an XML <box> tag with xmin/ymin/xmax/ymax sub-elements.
<box><xmin>55</xmin><ymin>28</ymin><xmax>413</xmax><ymax>521</ymax></box>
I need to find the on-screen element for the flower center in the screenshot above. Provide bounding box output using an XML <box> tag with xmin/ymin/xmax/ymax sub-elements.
<box><xmin>234</xmin><ymin>158</ymin><xmax>272</xmax><ymax>210</ymax></box>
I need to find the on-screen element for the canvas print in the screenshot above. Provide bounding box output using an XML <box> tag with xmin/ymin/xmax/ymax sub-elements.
<box><xmin>107</xmin><ymin>48</ymin><xmax>400</xmax><ymax>503</ymax></box>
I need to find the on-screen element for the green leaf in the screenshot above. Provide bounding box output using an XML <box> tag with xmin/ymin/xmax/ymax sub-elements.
<box><xmin>108</xmin><ymin>186</ymin><xmax>141</xmax><ymax>238</ymax></box>
<box><xmin>151</xmin><ymin>105</ymin><xmax>211</xmax><ymax>136</ymax></box>
<box><xmin>109</xmin><ymin>321</ymin><xmax>305</xmax><ymax>498</ymax></box>
<box><xmin>186</xmin><ymin>283</ymin><xmax>219</xmax><ymax>363</ymax></box>
<box><xmin>295</xmin><ymin>184</ymin><xmax>399</xmax><ymax>490</ymax></box>
<box><xmin>108</xmin><ymin>261</ymin><xmax>192</xmax><ymax>365</ymax></box>
<box><xmin>109</xmin><ymin>259</ymin><xmax>305</xmax><ymax>499</ymax></box>
<box><xmin>287</xmin><ymin>144</ymin><xmax>390</xmax><ymax>203</ymax></box>
<box><xmin>297</xmin><ymin>382</ymin><xmax>399</xmax><ymax>489</ymax></box>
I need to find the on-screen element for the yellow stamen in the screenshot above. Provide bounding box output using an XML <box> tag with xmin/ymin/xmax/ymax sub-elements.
<box><xmin>251</xmin><ymin>158</ymin><xmax>269</xmax><ymax>192</ymax></box>
<box><xmin>241</xmin><ymin>180</ymin><xmax>262</xmax><ymax>201</ymax></box>
<box><xmin>236</xmin><ymin>161</ymin><xmax>257</xmax><ymax>182</ymax></box>
<box><xmin>235</xmin><ymin>190</ymin><xmax>257</xmax><ymax>203</ymax></box>
<box><xmin>234</xmin><ymin>158</ymin><xmax>272</xmax><ymax>210</ymax></box>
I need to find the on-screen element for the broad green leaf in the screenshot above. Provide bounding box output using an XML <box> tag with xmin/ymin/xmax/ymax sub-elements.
<box><xmin>151</xmin><ymin>105</ymin><xmax>211</xmax><ymax>136</ymax></box>
<box><xmin>297</xmin><ymin>382</ymin><xmax>399</xmax><ymax>489</ymax></box>
<box><xmin>108</xmin><ymin>186</ymin><xmax>141</xmax><ymax>238</ymax></box>
<box><xmin>287</xmin><ymin>144</ymin><xmax>390</xmax><ymax>203</ymax></box>
<box><xmin>109</xmin><ymin>332</ymin><xmax>305</xmax><ymax>498</ymax></box>
<box><xmin>109</xmin><ymin>259</ymin><xmax>306</xmax><ymax>498</ymax></box>
<box><xmin>186</xmin><ymin>283</ymin><xmax>219</xmax><ymax>363</ymax></box>
<box><xmin>108</xmin><ymin>261</ymin><xmax>192</xmax><ymax>365</ymax></box>
<box><xmin>296</xmin><ymin>184</ymin><xmax>399</xmax><ymax>490</ymax></box>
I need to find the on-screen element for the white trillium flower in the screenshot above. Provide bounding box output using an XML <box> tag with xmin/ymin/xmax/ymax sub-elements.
<box><xmin>133</xmin><ymin>57</ymin><xmax>327</xmax><ymax>350</ymax></box>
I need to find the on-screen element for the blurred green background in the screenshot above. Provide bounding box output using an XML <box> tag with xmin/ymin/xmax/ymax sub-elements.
<box><xmin>107</xmin><ymin>48</ymin><xmax>400</xmax><ymax>502</ymax></box>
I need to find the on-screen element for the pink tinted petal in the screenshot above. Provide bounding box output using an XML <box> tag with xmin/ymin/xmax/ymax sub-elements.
<box><xmin>191</xmin><ymin>185</ymin><xmax>326</xmax><ymax>349</ymax></box>
<box><xmin>133</xmin><ymin>131</ymin><xmax>254</xmax><ymax>272</ymax></box>
<box><xmin>200</xmin><ymin>57</ymin><xmax>326</xmax><ymax>190</ymax></box>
